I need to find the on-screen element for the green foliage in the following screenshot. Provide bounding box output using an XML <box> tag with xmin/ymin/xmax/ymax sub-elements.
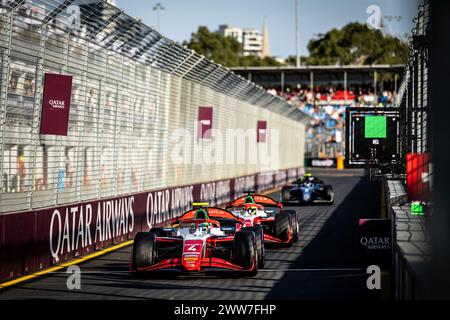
<box><xmin>306</xmin><ymin>22</ymin><xmax>409</xmax><ymax>65</ymax></box>
<box><xmin>183</xmin><ymin>26</ymin><xmax>282</xmax><ymax>67</ymax></box>
<box><xmin>285</xmin><ymin>55</ymin><xmax>308</xmax><ymax>66</ymax></box>
<box><xmin>183</xmin><ymin>23</ymin><xmax>409</xmax><ymax>68</ymax></box>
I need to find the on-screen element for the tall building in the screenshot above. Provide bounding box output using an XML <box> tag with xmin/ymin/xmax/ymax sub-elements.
<box><xmin>218</xmin><ymin>21</ymin><xmax>268</xmax><ymax>58</ymax></box>
<box><xmin>218</xmin><ymin>25</ymin><xmax>244</xmax><ymax>44</ymax></box>
<box><xmin>242</xmin><ymin>28</ymin><xmax>263</xmax><ymax>57</ymax></box>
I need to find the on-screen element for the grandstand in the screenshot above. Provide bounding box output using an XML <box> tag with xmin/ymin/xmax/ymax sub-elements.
<box><xmin>232</xmin><ymin>65</ymin><xmax>404</xmax><ymax>159</ymax></box>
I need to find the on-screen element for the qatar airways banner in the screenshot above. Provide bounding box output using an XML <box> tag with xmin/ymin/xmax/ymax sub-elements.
<box><xmin>0</xmin><ymin>167</ymin><xmax>302</xmax><ymax>282</ymax></box>
<box><xmin>40</xmin><ymin>74</ymin><xmax>73</xmax><ymax>136</ymax></box>
<box><xmin>198</xmin><ymin>106</ymin><xmax>213</xmax><ymax>140</ymax></box>
<box><xmin>257</xmin><ymin>121</ymin><xmax>267</xmax><ymax>143</ymax></box>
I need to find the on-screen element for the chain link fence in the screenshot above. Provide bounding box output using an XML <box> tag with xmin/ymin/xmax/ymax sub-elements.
<box><xmin>398</xmin><ymin>1</ymin><xmax>431</xmax><ymax>172</ymax></box>
<box><xmin>0</xmin><ymin>0</ymin><xmax>309</xmax><ymax>214</ymax></box>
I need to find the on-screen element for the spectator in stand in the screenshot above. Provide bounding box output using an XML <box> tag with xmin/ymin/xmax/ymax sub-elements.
<box><xmin>266</xmin><ymin>83</ymin><xmax>397</xmax><ymax>158</ymax></box>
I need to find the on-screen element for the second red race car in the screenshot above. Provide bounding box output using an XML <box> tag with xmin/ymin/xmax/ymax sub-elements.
<box><xmin>226</xmin><ymin>192</ymin><xmax>300</xmax><ymax>247</ymax></box>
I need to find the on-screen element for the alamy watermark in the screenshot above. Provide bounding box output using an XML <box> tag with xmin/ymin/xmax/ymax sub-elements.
<box><xmin>168</xmin><ymin>126</ymin><xmax>281</xmax><ymax>169</ymax></box>
<box><xmin>66</xmin><ymin>265</ymin><xmax>81</xmax><ymax>290</ymax></box>
<box><xmin>366</xmin><ymin>265</ymin><xmax>381</xmax><ymax>290</ymax></box>
<box><xmin>367</xmin><ymin>5</ymin><xmax>403</xmax><ymax>31</ymax></box>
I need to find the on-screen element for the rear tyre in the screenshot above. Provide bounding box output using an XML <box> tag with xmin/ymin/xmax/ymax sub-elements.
<box><xmin>132</xmin><ymin>232</ymin><xmax>156</xmax><ymax>271</ymax></box>
<box><xmin>275</xmin><ymin>211</ymin><xmax>295</xmax><ymax>246</ymax></box>
<box><xmin>234</xmin><ymin>231</ymin><xmax>257</xmax><ymax>275</ymax></box>
<box><xmin>242</xmin><ymin>226</ymin><xmax>265</xmax><ymax>268</ymax></box>
<box><xmin>325</xmin><ymin>186</ymin><xmax>334</xmax><ymax>204</ymax></box>
<box><xmin>289</xmin><ymin>212</ymin><xmax>299</xmax><ymax>243</ymax></box>
<box><xmin>281</xmin><ymin>186</ymin><xmax>292</xmax><ymax>203</ymax></box>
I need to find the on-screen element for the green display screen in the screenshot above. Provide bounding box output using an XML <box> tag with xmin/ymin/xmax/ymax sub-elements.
<box><xmin>365</xmin><ymin>116</ymin><xmax>387</xmax><ymax>139</ymax></box>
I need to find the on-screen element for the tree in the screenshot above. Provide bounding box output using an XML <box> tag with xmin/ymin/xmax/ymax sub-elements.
<box><xmin>305</xmin><ymin>22</ymin><xmax>409</xmax><ymax>66</ymax></box>
<box><xmin>183</xmin><ymin>26</ymin><xmax>282</xmax><ymax>68</ymax></box>
<box><xmin>285</xmin><ymin>55</ymin><xmax>308</xmax><ymax>66</ymax></box>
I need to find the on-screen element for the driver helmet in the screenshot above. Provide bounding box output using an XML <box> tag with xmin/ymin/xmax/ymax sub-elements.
<box><xmin>198</xmin><ymin>222</ymin><xmax>211</xmax><ymax>234</ymax></box>
<box><xmin>246</xmin><ymin>205</ymin><xmax>258</xmax><ymax>216</ymax></box>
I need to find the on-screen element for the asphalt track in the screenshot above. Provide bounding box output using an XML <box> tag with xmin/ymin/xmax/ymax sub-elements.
<box><xmin>0</xmin><ymin>169</ymin><xmax>382</xmax><ymax>300</ymax></box>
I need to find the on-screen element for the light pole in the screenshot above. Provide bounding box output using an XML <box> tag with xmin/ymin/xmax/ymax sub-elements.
<box><xmin>153</xmin><ymin>3</ymin><xmax>165</xmax><ymax>32</ymax></box>
<box><xmin>295</xmin><ymin>0</ymin><xmax>301</xmax><ymax>67</ymax></box>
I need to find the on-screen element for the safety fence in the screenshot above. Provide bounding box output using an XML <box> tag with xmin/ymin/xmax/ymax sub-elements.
<box><xmin>0</xmin><ymin>0</ymin><xmax>309</xmax><ymax>215</ymax></box>
<box><xmin>387</xmin><ymin>0</ymin><xmax>432</xmax><ymax>300</ymax></box>
<box><xmin>397</xmin><ymin>0</ymin><xmax>431</xmax><ymax>189</ymax></box>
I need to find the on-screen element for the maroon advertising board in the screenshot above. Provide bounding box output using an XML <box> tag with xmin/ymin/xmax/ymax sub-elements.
<box><xmin>40</xmin><ymin>73</ymin><xmax>73</xmax><ymax>136</ymax></box>
<box><xmin>257</xmin><ymin>121</ymin><xmax>267</xmax><ymax>143</ymax></box>
<box><xmin>0</xmin><ymin>168</ymin><xmax>302</xmax><ymax>282</ymax></box>
<box><xmin>198</xmin><ymin>106</ymin><xmax>213</xmax><ymax>140</ymax></box>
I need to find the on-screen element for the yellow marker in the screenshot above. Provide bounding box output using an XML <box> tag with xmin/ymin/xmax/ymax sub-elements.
<box><xmin>337</xmin><ymin>156</ymin><xmax>345</xmax><ymax>170</ymax></box>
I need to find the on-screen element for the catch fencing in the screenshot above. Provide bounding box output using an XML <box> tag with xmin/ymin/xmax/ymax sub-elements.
<box><xmin>389</xmin><ymin>0</ymin><xmax>432</xmax><ymax>300</ymax></box>
<box><xmin>0</xmin><ymin>0</ymin><xmax>309</xmax><ymax>215</ymax></box>
<box><xmin>397</xmin><ymin>1</ymin><xmax>431</xmax><ymax>178</ymax></box>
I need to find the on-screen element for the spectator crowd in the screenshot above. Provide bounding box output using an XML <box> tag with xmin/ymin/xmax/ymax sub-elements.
<box><xmin>266</xmin><ymin>84</ymin><xmax>397</xmax><ymax>158</ymax></box>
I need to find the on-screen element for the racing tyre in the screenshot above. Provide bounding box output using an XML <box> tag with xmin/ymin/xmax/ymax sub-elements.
<box><xmin>132</xmin><ymin>232</ymin><xmax>156</xmax><ymax>271</ymax></box>
<box><xmin>275</xmin><ymin>211</ymin><xmax>295</xmax><ymax>246</ymax></box>
<box><xmin>325</xmin><ymin>186</ymin><xmax>334</xmax><ymax>205</ymax></box>
<box><xmin>281</xmin><ymin>186</ymin><xmax>292</xmax><ymax>203</ymax></box>
<box><xmin>234</xmin><ymin>231</ymin><xmax>257</xmax><ymax>275</ymax></box>
<box><xmin>289</xmin><ymin>212</ymin><xmax>299</xmax><ymax>243</ymax></box>
<box><xmin>242</xmin><ymin>226</ymin><xmax>265</xmax><ymax>268</ymax></box>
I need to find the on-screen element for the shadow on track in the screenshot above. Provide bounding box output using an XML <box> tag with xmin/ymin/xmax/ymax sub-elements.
<box><xmin>266</xmin><ymin>176</ymin><xmax>382</xmax><ymax>300</ymax></box>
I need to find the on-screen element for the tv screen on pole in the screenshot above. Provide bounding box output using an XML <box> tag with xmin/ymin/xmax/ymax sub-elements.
<box><xmin>364</xmin><ymin>116</ymin><xmax>387</xmax><ymax>139</ymax></box>
<box><xmin>345</xmin><ymin>108</ymin><xmax>400</xmax><ymax>167</ymax></box>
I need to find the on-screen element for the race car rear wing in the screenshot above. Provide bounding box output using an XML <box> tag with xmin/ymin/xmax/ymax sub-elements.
<box><xmin>177</xmin><ymin>207</ymin><xmax>240</xmax><ymax>222</ymax></box>
<box><xmin>229</xmin><ymin>194</ymin><xmax>282</xmax><ymax>207</ymax></box>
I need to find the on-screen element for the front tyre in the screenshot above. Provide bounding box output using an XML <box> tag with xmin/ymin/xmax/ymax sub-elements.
<box><xmin>132</xmin><ymin>232</ymin><xmax>156</xmax><ymax>272</ymax></box>
<box><xmin>234</xmin><ymin>231</ymin><xmax>257</xmax><ymax>275</ymax></box>
<box><xmin>242</xmin><ymin>226</ymin><xmax>265</xmax><ymax>268</ymax></box>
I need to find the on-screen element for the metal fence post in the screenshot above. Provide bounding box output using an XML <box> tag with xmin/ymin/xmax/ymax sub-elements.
<box><xmin>0</xmin><ymin>5</ymin><xmax>18</xmax><ymax>196</ymax></box>
<box><xmin>75</xmin><ymin>40</ymin><xmax>90</xmax><ymax>203</ymax></box>
<box><xmin>28</xmin><ymin>25</ymin><xmax>48</xmax><ymax>209</ymax></box>
<box><xmin>96</xmin><ymin>52</ymin><xmax>108</xmax><ymax>199</ymax></box>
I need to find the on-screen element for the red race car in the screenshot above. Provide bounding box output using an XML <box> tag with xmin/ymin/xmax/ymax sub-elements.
<box><xmin>131</xmin><ymin>203</ymin><xmax>264</xmax><ymax>275</ymax></box>
<box><xmin>226</xmin><ymin>192</ymin><xmax>299</xmax><ymax>246</ymax></box>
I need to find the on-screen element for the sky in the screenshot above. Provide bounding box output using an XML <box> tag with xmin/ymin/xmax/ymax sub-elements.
<box><xmin>115</xmin><ymin>0</ymin><xmax>422</xmax><ymax>59</ymax></box>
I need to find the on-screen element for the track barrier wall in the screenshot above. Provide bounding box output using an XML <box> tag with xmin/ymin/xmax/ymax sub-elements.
<box><xmin>0</xmin><ymin>1</ymin><xmax>309</xmax><ymax>283</ymax></box>
<box><xmin>0</xmin><ymin>167</ymin><xmax>303</xmax><ymax>282</ymax></box>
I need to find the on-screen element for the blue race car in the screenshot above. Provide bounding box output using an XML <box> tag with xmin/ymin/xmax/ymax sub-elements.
<box><xmin>281</xmin><ymin>174</ymin><xmax>334</xmax><ymax>205</ymax></box>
